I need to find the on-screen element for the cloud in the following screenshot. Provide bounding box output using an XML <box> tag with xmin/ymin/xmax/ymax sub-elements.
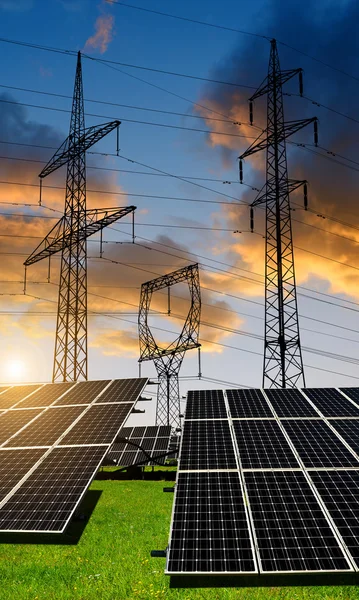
<box><xmin>84</xmin><ymin>14</ymin><xmax>114</xmax><ymax>54</ymax></box>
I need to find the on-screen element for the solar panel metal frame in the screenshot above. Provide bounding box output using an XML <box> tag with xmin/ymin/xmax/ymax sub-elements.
<box><xmin>0</xmin><ymin>377</ymin><xmax>148</xmax><ymax>533</ymax></box>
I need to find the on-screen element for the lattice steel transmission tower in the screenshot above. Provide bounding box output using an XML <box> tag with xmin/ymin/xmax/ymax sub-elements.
<box><xmin>239</xmin><ymin>39</ymin><xmax>318</xmax><ymax>389</ymax></box>
<box><xmin>25</xmin><ymin>52</ymin><xmax>136</xmax><ymax>382</ymax></box>
<box><xmin>138</xmin><ymin>264</ymin><xmax>201</xmax><ymax>427</ymax></box>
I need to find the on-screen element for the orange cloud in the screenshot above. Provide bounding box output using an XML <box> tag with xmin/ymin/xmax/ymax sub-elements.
<box><xmin>84</xmin><ymin>14</ymin><xmax>114</xmax><ymax>54</ymax></box>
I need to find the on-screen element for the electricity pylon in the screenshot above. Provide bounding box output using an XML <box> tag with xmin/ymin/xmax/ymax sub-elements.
<box><xmin>239</xmin><ymin>39</ymin><xmax>318</xmax><ymax>389</ymax></box>
<box><xmin>25</xmin><ymin>51</ymin><xmax>136</xmax><ymax>382</ymax></box>
<box><xmin>138</xmin><ymin>264</ymin><xmax>201</xmax><ymax>427</ymax></box>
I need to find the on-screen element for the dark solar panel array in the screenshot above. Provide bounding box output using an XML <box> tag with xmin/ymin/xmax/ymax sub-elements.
<box><xmin>0</xmin><ymin>378</ymin><xmax>148</xmax><ymax>533</ymax></box>
<box><xmin>166</xmin><ymin>386</ymin><xmax>359</xmax><ymax>578</ymax></box>
<box><xmin>0</xmin><ymin>385</ymin><xmax>42</xmax><ymax>409</ymax></box>
<box><xmin>304</xmin><ymin>388</ymin><xmax>359</xmax><ymax>417</ymax></box>
<box><xmin>227</xmin><ymin>389</ymin><xmax>273</xmax><ymax>418</ymax></box>
<box><xmin>264</xmin><ymin>388</ymin><xmax>319</xmax><ymax>418</ymax></box>
<box><xmin>340</xmin><ymin>388</ymin><xmax>359</xmax><ymax>405</ymax></box>
<box><xmin>108</xmin><ymin>425</ymin><xmax>172</xmax><ymax>466</ymax></box>
<box><xmin>185</xmin><ymin>389</ymin><xmax>227</xmax><ymax>419</ymax></box>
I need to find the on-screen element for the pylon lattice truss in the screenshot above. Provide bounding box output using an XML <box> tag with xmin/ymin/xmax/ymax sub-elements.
<box><xmin>239</xmin><ymin>39</ymin><xmax>318</xmax><ymax>389</ymax></box>
<box><xmin>24</xmin><ymin>52</ymin><xmax>136</xmax><ymax>383</ymax></box>
<box><xmin>138</xmin><ymin>263</ymin><xmax>201</xmax><ymax>427</ymax></box>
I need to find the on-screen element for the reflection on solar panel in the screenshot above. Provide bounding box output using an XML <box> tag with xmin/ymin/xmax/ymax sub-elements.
<box><xmin>0</xmin><ymin>385</ymin><xmax>42</xmax><ymax>409</ymax></box>
<box><xmin>0</xmin><ymin>377</ymin><xmax>148</xmax><ymax>532</ymax></box>
<box><xmin>244</xmin><ymin>471</ymin><xmax>350</xmax><ymax>573</ymax></box>
<box><xmin>166</xmin><ymin>472</ymin><xmax>256</xmax><ymax>574</ymax></box>
<box><xmin>304</xmin><ymin>388</ymin><xmax>359</xmax><ymax>417</ymax></box>
<box><xmin>16</xmin><ymin>382</ymin><xmax>75</xmax><ymax>408</ymax></box>
<box><xmin>227</xmin><ymin>389</ymin><xmax>272</xmax><ymax>418</ymax></box>
<box><xmin>166</xmin><ymin>386</ymin><xmax>359</xmax><ymax>582</ymax></box>
<box><xmin>264</xmin><ymin>388</ymin><xmax>319</xmax><ymax>418</ymax></box>
<box><xmin>108</xmin><ymin>425</ymin><xmax>172</xmax><ymax>466</ymax></box>
<box><xmin>185</xmin><ymin>389</ymin><xmax>226</xmax><ymax>419</ymax></box>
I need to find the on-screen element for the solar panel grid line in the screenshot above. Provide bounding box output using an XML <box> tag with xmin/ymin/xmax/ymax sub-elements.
<box><xmin>306</xmin><ymin>470</ymin><xmax>359</xmax><ymax>571</ymax></box>
<box><xmin>0</xmin><ymin>384</ymin><xmax>45</xmax><ymax>411</ymax></box>
<box><xmin>0</xmin><ymin>408</ymin><xmax>51</xmax><ymax>448</ymax></box>
<box><xmin>226</xmin><ymin>389</ymin><xmax>275</xmax><ymax>419</ymax></box>
<box><xmin>315</xmin><ymin>419</ymin><xmax>359</xmax><ymax>465</ymax></box>
<box><xmin>324</xmin><ymin>420</ymin><xmax>359</xmax><ymax>459</ymax></box>
<box><xmin>0</xmin><ymin>445</ymin><xmax>110</xmax><ymax>534</ymax></box>
<box><xmin>262</xmin><ymin>388</ymin><xmax>321</xmax><ymax>419</ymax></box>
<box><xmin>15</xmin><ymin>382</ymin><xmax>78</xmax><ymax>409</ymax></box>
<box><xmin>301</xmin><ymin>389</ymin><xmax>359</xmax><ymax>418</ymax></box>
<box><xmin>336</xmin><ymin>388</ymin><xmax>359</xmax><ymax>412</ymax></box>
<box><xmin>339</xmin><ymin>388</ymin><xmax>359</xmax><ymax>406</ymax></box>
<box><xmin>0</xmin><ymin>381</ymin><xmax>114</xmax><ymax>511</ymax></box>
<box><xmin>52</xmin><ymin>379</ymin><xmax>112</xmax><ymax>406</ymax></box>
<box><xmin>243</xmin><ymin>471</ymin><xmax>353</xmax><ymax>574</ymax></box>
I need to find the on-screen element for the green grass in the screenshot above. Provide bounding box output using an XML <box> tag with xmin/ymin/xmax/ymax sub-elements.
<box><xmin>0</xmin><ymin>477</ymin><xmax>358</xmax><ymax>600</ymax></box>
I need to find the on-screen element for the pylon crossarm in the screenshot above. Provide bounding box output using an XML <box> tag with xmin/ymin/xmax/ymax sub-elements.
<box><xmin>249</xmin><ymin>68</ymin><xmax>302</xmax><ymax>102</ymax></box>
<box><xmin>39</xmin><ymin>120</ymin><xmax>120</xmax><ymax>179</ymax></box>
<box><xmin>24</xmin><ymin>206</ymin><xmax>135</xmax><ymax>266</ymax></box>
<box><xmin>251</xmin><ymin>179</ymin><xmax>306</xmax><ymax>207</ymax></box>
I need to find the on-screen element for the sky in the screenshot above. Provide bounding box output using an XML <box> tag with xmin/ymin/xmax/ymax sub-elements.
<box><xmin>1</xmin><ymin>0</ymin><xmax>359</xmax><ymax>424</ymax></box>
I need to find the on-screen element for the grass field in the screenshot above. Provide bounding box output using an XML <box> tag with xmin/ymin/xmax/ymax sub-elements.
<box><xmin>0</xmin><ymin>474</ymin><xmax>358</xmax><ymax>600</ymax></box>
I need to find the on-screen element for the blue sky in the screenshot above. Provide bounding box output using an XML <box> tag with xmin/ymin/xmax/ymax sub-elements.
<box><xmin>1</xmin><ymin>0</ymin><xmax>359</xmax><ymax>424</ymax></box>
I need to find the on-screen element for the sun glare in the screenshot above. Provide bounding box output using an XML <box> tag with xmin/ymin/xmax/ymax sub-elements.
<box><xmin>6</xmin><ymin>360</ymin><xmax>26</xmax><ymax>381</ymax></box>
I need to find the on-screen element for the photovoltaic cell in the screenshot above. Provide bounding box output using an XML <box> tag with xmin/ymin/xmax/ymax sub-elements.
<box><xmin>0</xmin><ymin>385</ymin><xmax>42</xmax><ymax>410</ymax></box>
<box><xmin>185</xmin><ymin>390</ymin><xmax>227</xmax><ymax>420</ymax></box>
<box><xmin>328</xmin><ymin>420</ymin><xmax>359</xmax><ymax>456</ymax></box>
<box><xmin>309</xmin><ymin>470</ymin><xmax>359</xmax><ymax>569</ymax></box>
<box><xmin>264</xmin><ymin>388</ymin><xmax>319</xmax><ymax>418</ymax></box>
<box><xmin>16</xmin><ymin>382</ymin><xmax>75</xmax><ymax>408</ymax></box>
<box><xmin>0</xmin><ymin>446</ymin><xmax>106</xmax><ymax>532</ymax></box>
<box><xmin>226</xmin><ymin>389</ymin><xmax>273</xmax><ymax>419</ymax></box>
<box><xmin>179</xmin><ymin>420</ymin><xmax>237</xmax><ymax>470</ymax></box>
<box><xmin>0</xmin><ymin>410</ymin><xmax>43</xmax><ymax>445</ymax></box>
<box><xmin>0</xmin><ymin>448</ymin><xmax>46</xmax><ymax>503</ymax></box>
<box><xmin>4</xmin><ymin>406</ymin><xmax>86</xmax><ymax>448</ymax></box>
<box><xmin>281</xmin><ymin>420</ymin><xmax>359</xmax><ymax>468</ymax></box>
<box><xmin>59</xmin><ymin>403</ymin><xmax>134</xmax><ymax>446</ymax></box>
<box><xmin>166</xmin><ymin>471</ymin><xmax>256</xmax><ymax>573</ymax></box>
<box><xmin>244</xmin><ymin>471</ymin><xmax>350</xmax><ymax>573</ymax></box>
<box><xmin>95</xmin><ymin>378</ymin><xmax>148</xmax><ymax>403</ymax></box>
<box><xmin>304</xmin><ymin>388</ymin><xmax>359</xmax><ymax>417</ymax></box>
<box><xmin>53</xmin><ymin>380</ymin><xmax>110</xmax><ymax>406</ymax></box>
<box><xmin>339</xmin><ymin>388</ymin><xmax>359</xmax><ymax>406</ymax></box>
<box><xmin>233</xmin><ymin>420</ymin><xmax>299</xmax><ymax>469</ymax></box>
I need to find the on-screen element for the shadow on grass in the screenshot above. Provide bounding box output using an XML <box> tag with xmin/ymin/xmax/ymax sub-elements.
<box><xmin>0</xmin><ymin>489</ymin><xmax>102</xmax><ymax>546</ymax></box>
<box><xmin>95</xmin><ymin>467</ymin><xmax>176</xmax><ymax>482</ymax></box>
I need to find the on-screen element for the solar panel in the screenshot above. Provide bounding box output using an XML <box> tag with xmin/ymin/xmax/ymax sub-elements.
<box><xmin>309</xmin><ymin>471</ymin><xmax>359</xmax><ymax>569</ymax></box>
<box><xmin>0</xmin><ymin>409</ymin><xmax>44</xmax><ymax>444</ymax></box>
<box><xmin>233</xmin><ymin>420</ymin><xmax>300</xmax><ymax>469</ymax></box>
<box><xmin>0</xmin><ymin>446</ymin><xmax>106</xmax><ymax>533</ymax></box>
<box><xmin>94</xmin><ymin>378</ymin><xmax>148</xmax><ymax>403</ymax></box>
<box><xmin>0</xmin><ymin>385</ymin><xmax>42</xmax><ymax>409</ymax></box>
<box><xmin>281</xmin><ymin>419</ymin><xmax>359</xmax><ymax>468</ymax></box>
<box><xmin>166</xmin><ymin>472</ymin><xmax>256</xmax><ymax>574</ymax></box>
<box><xmin>0</xmin><ymin>448</ymin><xmax>46</xmax><ymax>503</ymax></box>
<box><xmin>226</xmin><ymin>389</ymin><xmax>273</xmax><ymax>418</ymax></box>
<box><xmin>0</xmin><ymin>377</ymin><xmax>148</xmax><ymax>532</ymax></box>
<box><xmin>53</xmin><ymin>380</ymin><xmax>111</xmax><ymax>405</ymax></box>
<box><xmin>4</xmin><ymin>406</ymin><xmax>86</xmax><ymax>448</ymax></box>
<box><xmin>16</xmin><ymin>382</ymin><xmax>75</xmax><ymax>408</ymax></box>
<box><xmin>108</xmin><ymin>425</ymin><xmax>172</xmax><ymax>467</ymax></box>
<box><xmin>328</xmin><ymin>420</ymin><xmax>359</xmax><ymax>456</ymax></box>
<box><xmin>303</xmin><ymin>388</ymin><xmax>359</xmax><ymax>417</ymax></box>
<box><xmin>244</xmin><ymin>471</ymin><xmax>351</xmax><ymax>573</ymax></box>
<box><xmin>185</xmin><ymin>389</ymin><xmax>227</xmax><ymax>419</ymax></box>
<box><xmin>179</xmin><ymin>420</ymin><xmax>237</xmax><ymax>470</ymax></box>
<box><xmin>340</xmin><ymin>388</ymin><xmax>359</xmax><ymax>406</ymax></box>
<box><xmin>264</xmin><ymin>388</ymin><xmax>319</xmax><ymax>418</ymax></box>
<box><xmin>59</xmin><ymin>403</ymin><xmax>134</xmax><ymax>446</ymax></box>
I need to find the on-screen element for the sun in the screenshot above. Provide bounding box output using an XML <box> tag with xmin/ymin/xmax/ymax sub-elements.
<box><xmin>6</xmin><ymin>360</ymin><xmax>27</xmax><ymax>381</ymax></box>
